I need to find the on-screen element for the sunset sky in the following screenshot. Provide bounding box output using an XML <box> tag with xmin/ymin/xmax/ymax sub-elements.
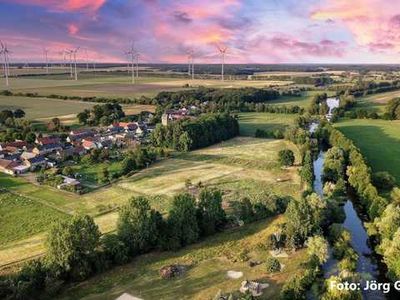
<box><xmin>0</xmin><ymin>0</ymin><xmax>399</xmax><ymax>64</ymax></box>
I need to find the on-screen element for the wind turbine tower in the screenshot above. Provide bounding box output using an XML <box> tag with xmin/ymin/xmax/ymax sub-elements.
<box><xmin>43</xmin><ymin>48</ymin><xmax>49</xmax><ymax>74</ymax></box>
<box><xmin>72</xmin><ymin>47</ymin><xmax>80</xmax><ymax>80</ymax></box>
<box><xmin>0</xmin><ymin>41</ymin><xmax>10</xmax><ymax>86</ymax></box>
<box><xmin>186</xmin><ymin>50</ymin><xmax>194</xmax><ymax>80</ymax></box>
<box><xmin>126</xmin><ymin>43</ymin><xmax>136</xmax><ymax>84</ymax></box>
<box><xmin>217</xmin><ymin>45</ymin><xmax>228</xmax><ymax>81</ymax></box>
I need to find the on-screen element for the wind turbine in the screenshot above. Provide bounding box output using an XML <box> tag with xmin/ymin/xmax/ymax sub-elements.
<box><xmin>186</xmin><ymin>49</ymin><xmax>194</xmax><ymax>81</ymax></box>
<box><xmin>43</xmin><ymin>48</ymin><xmax>49</xmax><ymax>74</ymax></box>
<box><xmin>84</xmin><ymin>48</ymin><xmax>89</xmax><ymax>71</ymax></box>
<box><xmin>135</xmin><ymin>51</ymin><xmax>139</xmax><ymax>79</ymax></box>
<box><xmin>217</xmin><ymin>45</ymin><xmax>228</xmax><ymax>81</ymax></box>
<box><xmin>0</xmin><ymin>41</ymin><xmax>10</xmax><ymax>86</ymax></box>
<box><xmin>72</xmin><ymin>47</ymin><xmax>80</xmax><ymax>80</ymax></box>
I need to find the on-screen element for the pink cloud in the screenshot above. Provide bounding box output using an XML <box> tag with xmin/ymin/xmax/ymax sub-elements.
<box><xmin>68</xmin><ymin>23</ymin><xmax>79</xmax><ymax>35</ymax></box>
<box><xmin>8</xmin><ymin>0</ymin><xmax>106</xmax><ymax>12</ymax></box>
<box><xmin>311</xmin><ymin>0</ymin><xmax>400</xmax><ymax>51</ymax></box>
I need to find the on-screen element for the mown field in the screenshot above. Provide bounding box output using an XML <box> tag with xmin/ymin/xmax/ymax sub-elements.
<box><xmin>0</xmin><ymin>137</ymin><xmax>301</xmax><ymax>270</ymax></box>
<box><xmin>59</xmin><ymin>216</ymin><xmax>308</xmax><ymax>300</ymax></box>
<box><xmin>238</xmin><ymin>113</ymin><xmax>296</xmax><ymax>136</ymax></box>
<box><xmin>335</xmin><ymin>119</ymin><xmax>400</xmax><ymax>183</ymax></box>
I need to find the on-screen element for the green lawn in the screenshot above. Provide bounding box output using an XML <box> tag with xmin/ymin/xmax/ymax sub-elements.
<box><xmin>238</xmin><ymin>113</ymin><xmax>296</xmax><ymax>136</ymax></box>
<box><xmin>71</xmin><ymin>161</ymin><xmax>123</xmax><ymax>186</ymax></box>
<box><xmin>335</xmin><ymin>119</ymin><xmax>400</xmax><ymax>183</ymax></box>
<box><xmin>0</xmin><ymin>191</ymin><xmax>69</xmax><ymax>244</ymax></box>
<box><xmin>266</xmin><ymin>90</ymin><xmax>336</xmax><ymax>108</ymax></box>
<box><xmin>59</xmin><ymin>216</ymin><xmax>308</xmax><ymax>300</ymax></box>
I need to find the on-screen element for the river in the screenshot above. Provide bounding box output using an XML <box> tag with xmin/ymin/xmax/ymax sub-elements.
<box><xmin>312</xmin><ymin>97</ymin><xmax>384</xmax><ymax>299</ymax></box>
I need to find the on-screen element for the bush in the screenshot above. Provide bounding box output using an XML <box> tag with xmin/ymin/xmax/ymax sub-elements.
<box><xmin>265</xmin><ymin>257</ymin><xmax>281</xmax><ymax>273</ymax></box>
<box><xmin>278</xmin><ymin>149</ymin><xmax>295</xmax><ymax>167</ymax></box>
<box><xmin>372</xmin><ymin>171</ymin><xmax>396</xmax><ymax>191</ymax></box>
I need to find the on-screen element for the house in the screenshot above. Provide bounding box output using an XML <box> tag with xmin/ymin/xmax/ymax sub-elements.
<box><xmin>161</xmin><ymin>109</ymin><xmax>191</xmax><ymax>126</ymax></box>
<box><xmin>82</xmin><ymin>139</ymin><xmax>102</xmax><ymax>150</ymax></box>
<box><xmin>32</xmin><ymin>143</ymin><xmax>63</xmax><ymax>156</ymax></box>
<box><xmin>36</xmin><ymin>136</ymin><xmax>60</xmax><ymax>145</ymax></box>
<box><xmin>67</xmin><ymin>129</ymin><xmax>94</xmax><ymax>142</ymax></box>
<box><xmin>0</xmin><ymin>158</ymin><xmax>21</xmax><ymax>175</ymax></box>
<box><xmin>0</xmin><ymin>141</ymin><xmax>28</xmax><ymax>152</ymax></box>
<box><xmin>24</xmin><ymin>156</ymin><xmax>47</xmax><ymax>170</ymax></box>
<box><xmin>20</xmin><ymin>151</ymin><xmax>37</xmax><ymax>161</ymax></box>
<box><xmin>57</xmin><ymin>176</ymin><xmax>81</xmax><ymax>190</ymax></box>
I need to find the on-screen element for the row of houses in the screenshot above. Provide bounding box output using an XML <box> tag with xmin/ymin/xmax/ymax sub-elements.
<box><xmin>0</xmin><ymin>121</ymin><xmax>149</xmax><ymax>176</ymax></box>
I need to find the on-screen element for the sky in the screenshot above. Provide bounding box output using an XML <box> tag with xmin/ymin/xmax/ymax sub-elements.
<box><xmin>0</xmin><ymin>0</ymin><xmax>400</xmax><ymax>64</ymax></box>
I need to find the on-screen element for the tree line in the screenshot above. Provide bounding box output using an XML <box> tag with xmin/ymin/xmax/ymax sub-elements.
<box><xmin>0</xmin><ymin>187</ymin><xmax>290</xmax><ymax>299</ymax></box>
<box><xmin>151</xmin><ymin>113</ymin><xmax>239</xmax><ymax>151</ymax></box>
<box><xmin>77</xmin><ymin>103</ymin><xmax>125</xmax><ymax>126</ymax></box>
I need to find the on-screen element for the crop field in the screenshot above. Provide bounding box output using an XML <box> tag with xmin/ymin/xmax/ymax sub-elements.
<box><xmin>335</xmin><ymin>119</ymin><xmax>400</xmax><ymax>183</ymax></box>
<box><xmin>238</xmin><ymin>113</ymin><xmax>297</xmax><ymax>136</ymax></box>
<box><xmin>0</xmin><ymin>137</ymin><xmax>301</xmax><ymax>270</ymax></box>
<box><xmin>59</xmin><ymin>216</ymin><xmax>308</xmax><ymax>300</ymax></box>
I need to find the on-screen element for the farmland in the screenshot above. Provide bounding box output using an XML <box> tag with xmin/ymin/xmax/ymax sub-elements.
<box><xmin>0</xmin><ymin>137</ymin><xmax>301</xmax><ymax>270</ymax></box>
<box><xmin>352</xmin><ymin>90</ymin><xmax>400</xmax><ymax>113</ymax></box>
<box><xmin>0</xmin><ymin>95</ymin><xmax>155</xmax><ymax>122</ymax></box>
<box><xmin>238</xmin><ymin>113</ymin><xmax>296</xmax><ymax>136</ymax></box>
<box><xmin>4</xmin><ymin>75</ymin><xmax>293</xmax><ymax>98</ymax></box>
<box><xmin>59</xmin><ymin>216</ymin><xmax>308</xmax><ymax>300</ymax></box>
<box><xmin>335</xmin><ymin>119</ymin><xmax>400</xmax><ymax>183</ymax></box>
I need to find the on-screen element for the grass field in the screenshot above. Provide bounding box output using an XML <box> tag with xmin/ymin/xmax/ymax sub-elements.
<box><xmin>0</xmin><ymin>191</ymin><xmax>69</xmax><ymax>245</ymax></box>
<box><xmin>59</xmin><ymin>216</ymin><xmax>308</xmax><ymax>300</ymax></box>
<box><xmin>335</xmin><ymin>119</ymin><xmax>400</xmax><ymax>183</ymax></box>
<box><xmin>238</xmin><ymin>113</ymin><xmax>297</xmax><ymax>136</ymax></box>
<box><xmin>0</xmin><ymin>137</ymin><xmax>301</xmax><ymax>270</ymax></box>
<box><xmin>2</xmin><ymin>75</ymin><xmax>299</xmax><ymax>98</ymax></box>
<box><xmin>0</xmin><ymin>95</ymin><xmax>155</xmax><ymax>122</ymax></box>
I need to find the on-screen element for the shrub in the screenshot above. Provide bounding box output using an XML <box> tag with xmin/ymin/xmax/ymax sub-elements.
<box><xmin>278</xmin><ymin>149</ymin><xmax>295</xmax><ymax>167</ymax></box>
<box><xmin>265</xmin><ymin>257</ymin><xmax>281</xmax><ymax>273</ymax></box>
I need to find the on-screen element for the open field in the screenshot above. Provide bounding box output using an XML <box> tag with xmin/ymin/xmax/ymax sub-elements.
<box><xmin>352</xmin><ymin>90</ymin><xmax>400</xmax><ymax>113</ymax></box>
<box><xmin>0</xmin><ymin>191</ymin><xmax>69</xmax><ymax>245</ymax></box>
<box><xmin>335</xmin><ymin>119</ymin><xmax>400</xmax><ymax>183</ymax></box>
<box><xmin>0</xmin><ymin>137</ymin><xmax>301</xmax><ymax>270</ymax></box>
<box><xmin>3</xmin><ymin>75</ymin><xmax>297</xmax><ymax>98</ymax></box>
<box><xmin>0</xmin><ymin>95</ymin><xmax>155</xmax><ymax>123</ymax></box>
<box><xmin>59</xmin><ymin>216</ymin><xmax>308</xmax><ymax>300</ymax></box>
<box><xmin>238</xmin><ymin>113</ymin><xmax>296</xmax><ymax>136</ymax></box>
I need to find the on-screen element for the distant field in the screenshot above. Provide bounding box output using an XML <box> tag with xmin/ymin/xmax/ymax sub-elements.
<box><xmin>0</xmin><ymin>95</ymin><xmax>155</xmax><ymax>122</ymax></box>
<box><xmin>0</xmin><ymin>137</ymin><xmax>301</xmax><ymax>269</ymax></box>
<box><xmin>0</xmin><ymin>191</ymin><xmax>68</xmax><ymax>244</ymax></box>
<box><xmin>354</xmin><ymin>90</ymin><xmax>400</xmax><ymax>113</ymax></box>
<box><xmin>238</xmin><ymin>113</ymin><xmax>296</xmax><ymax>136</ymax></box>
<box><xmin>335</xmin><ymin>119</ymin><xmax>400</xmax><ymax>183</ymax></box>
<box><xmin>59</xmin><ymin>216</ymin><xmax>308</xmax><ymax>300</ymax></box>
<box><xmin>3</xmin><ymin>75</ymin><xmax>298</xmax><ymax>98</ymax></box>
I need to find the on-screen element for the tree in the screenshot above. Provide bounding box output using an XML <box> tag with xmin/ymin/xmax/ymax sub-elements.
<box><xmin>372</xmin><ymin>171</ymin><xmax>396</xmax><ymax>191</ymax></box>
<box><xmin>77</xmin><ymin>109</ymin><xmax>90</xmax><ymax>125</ymax></box>
<box><xmin>46</xmin><ymin>215</ymin><xmax>101</xmax><ymax>281</ymax></box>
<box><xmin>197</xmin><ymin>188</ymin><xmax>226</xmax><ymax>236</ymax></box>
<box><xmin>47</xmin><ymin>118</ymin><xmax>61</xmax><ymax>131</ymax></box>
<box><xmin>284</xmin><ymin>194</ymin><xmax>326</xmax><ymax>248</ymax></box>
<box><xmin>62</xmin><ymin>166</ymin><xmax>74</xmax><ymax>177</ymax></box>
<box><xmin>117</xmin><ymin>196</ymin><xmax>159</xmax><ymax>255</ymax></box>
<box><xmin>25</xmin><ymin>132</ymin><xmax>36</xmax><ymax>144</ymax></box>
<box><xmin>306</xmin><ymin>235</ymin><xmax>329</xmax><ymax>265</ymax></box>
<box><xmin>101</xmin><ymin>234</ymin><xmax>129</xmax><ymax>265</ymax></box>
<box><xmin>166</xmin><ymin>193</ymin><xmax>199</xmax><ymax>249</ymax></box>
<box><xmin>278</xmin><ymin>149</ymin><xmax>295</xmax><ymax>167</ymax></box>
